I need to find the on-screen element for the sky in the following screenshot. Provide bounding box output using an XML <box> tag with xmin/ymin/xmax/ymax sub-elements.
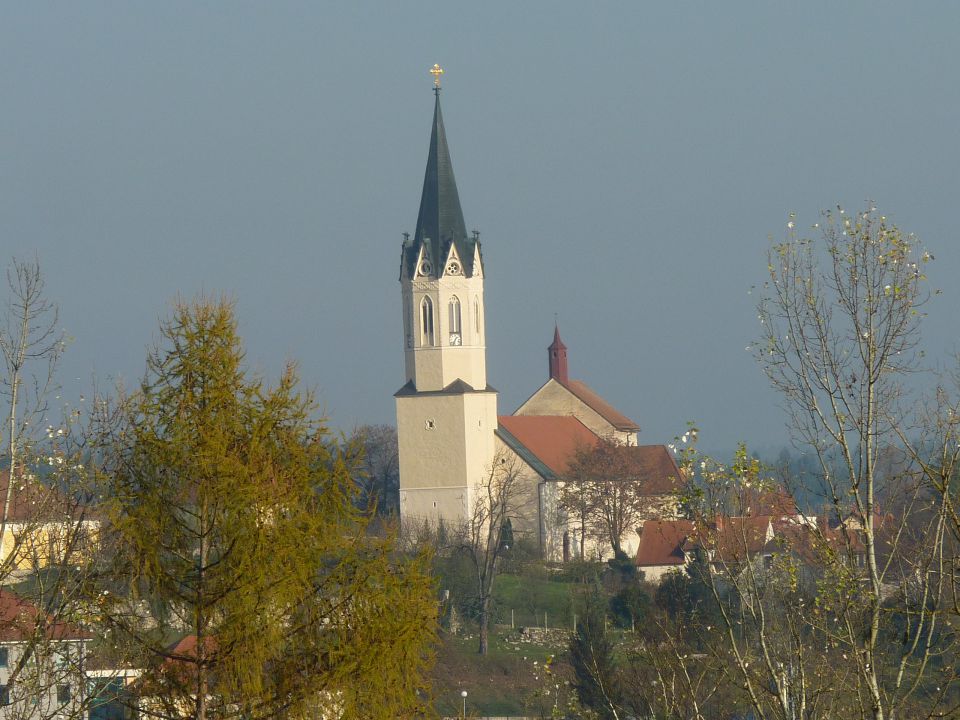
<box><xmin>2</xmin><ymin>3</ymin><xmax>959</xmax><ymax>455</ymax></box>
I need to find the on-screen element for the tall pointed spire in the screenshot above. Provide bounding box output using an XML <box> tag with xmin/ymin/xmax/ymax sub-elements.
<box><xmin>414</xmin><ymin>91</ymin><xmax>467</xmax><ymax>257</ymax></box>
<box><xmin>402</xmin><ymin>69</ymin><xmax>480</xmax><ymax>279</ymax></box>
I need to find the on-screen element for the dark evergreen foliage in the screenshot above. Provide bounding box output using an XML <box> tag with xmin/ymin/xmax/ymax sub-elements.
<box><xmin>569</xmin><ymin>601</ymin><xmax>622</xmax><ymax>719</ymax></box>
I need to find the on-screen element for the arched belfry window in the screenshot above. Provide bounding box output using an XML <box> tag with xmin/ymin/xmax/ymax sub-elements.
<box><xmin>420</xmin><ymin>296</ymin><xmax>435</xmax><ymax>346</ymax></box>
<box><xmin>448</xmin><ymin>297</ymin><xmax>461</xmax><ymax>333</ymax></box>
<box><xmin>473</xmin><ymin>299</ymin><xmax>481</xmax><ymax>337</ymax></box>
<box><xmin>448</xmin><ymin>296</ymin><xmax>462</xmax><ymax>345</ymax></box>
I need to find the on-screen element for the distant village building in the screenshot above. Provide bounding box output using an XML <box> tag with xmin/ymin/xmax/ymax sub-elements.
<box><xmin>395</xmin><ymin>75</ymin><xmax>680</xmax><ymax>560</ymax></box>
<box><xmin>634</xmin><ymin>490</ymin><xmax>870</xmax><ymax>585</ymax></box>
<box><xmin>0</xmin><ymin>588</ymin><xmax>90</xmax><ymax>716</ymax></box>
<box><xmin>0</xmin><ymin>470</ymin><xmax>99</xmax><ymax>573</ymax></box>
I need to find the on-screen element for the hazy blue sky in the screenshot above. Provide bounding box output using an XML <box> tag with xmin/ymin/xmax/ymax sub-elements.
<box><xmin>2</xmin><ymin>3</ymin><xmax>958</xmax><ymax>454</ymax></box>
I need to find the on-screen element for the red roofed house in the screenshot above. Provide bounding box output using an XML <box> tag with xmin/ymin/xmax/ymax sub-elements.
<box><xmin>635</xmin><ymin>510</ymin><xmax>874</xmax><ymax>586</ymax></box>
<box><xmin>634</xmin><ymin>519</ymin><xmax>697</xmax><ymax>583</ymax></box>
<box><xmin>0</xmin><ymin>588</ymin><xmax>90</xmax><ymax>714</ymax></box>
<box><xmin>132</xmin><ymin>634</ymin><xmax>218</xmax><ymax>716</ymax></box>
<box><xmin>394</xmin><ymin>86</ymin><xmax>681</xmax><ymax>560</ymax></box>
<box><xmin>635</xmin><ymin>516</ymin><xmax>775</xmax><ymax>583</ymax></box>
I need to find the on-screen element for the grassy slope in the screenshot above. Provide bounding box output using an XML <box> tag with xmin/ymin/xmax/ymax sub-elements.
<box><xmin>430</xmin><ymin>631</ymin><xmax>570</xmax><ymax>717</ymax></box>
<box><xmin>431</xmin><ymin>572</ymin><xmax>583</xmax><ymax>716</ymax></box>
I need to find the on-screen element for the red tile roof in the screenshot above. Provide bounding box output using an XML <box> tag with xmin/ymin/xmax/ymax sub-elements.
<box><xmin>635</xmin><ymin>519</ymin><xmax>695</xmax><ymax>567</ymax></box>
<box><xmin>497</xmin><ymin>415</ymin><xmax>598</xmax><ymax>476</ymax></box>
<box><xmin>0</xmin><ymin>470</ymin><xmax>90</xmax><ymax>522</ymax></box>
<box><xmin>624</xmin><ymin>445</ymin><xmax>684</xmax><ymax>495</ymax></box>
<box><xmin>563</xmin><ymin>380</ymin><xmax>640</xmax><ymax>432</ymax></box>
<box><xmin>741</xmin><ymin>486</ymin><xmax>798</xmax><ymax>517</ymax></box>
<box><xmin>166</xmin><ymin>634</ymin><xmax>218</xmax><ymax>661</ymax></box>
<box><xmin>772</xmin><ymin>518</ymin><xmax>867</xmax><ymax>560</ymax></box>
<box><xmin>637</xmin><ymin>517</ymin><xmax>774</xmax><ymax>568</ymax></box>
<box><xmin>0</xmin><ymin>588</ymin><xmax>89</xmax><ymax>642</ymax></box>
<box><xmin>707</xmin><ymin>516</ymin><xmax>774</xmax><ymax>562</ymax></box>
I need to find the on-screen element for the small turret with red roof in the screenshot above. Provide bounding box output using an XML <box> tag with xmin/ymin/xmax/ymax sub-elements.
<box><xmin>548</xmin><ymin>324</ymin><xmax>569</xmax><ymax>383</ymax></box>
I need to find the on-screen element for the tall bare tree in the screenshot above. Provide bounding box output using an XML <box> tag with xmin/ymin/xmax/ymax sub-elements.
<box><xmin>458</xmin><ymin>452</ymin><xmax>523</xmax><ymax>655</ymax></box>
<box><xmin>732</xmin><ymin>205</ymin><xmax>955</xmax><ymax>720</ymax></box>
<box><xmin>560</xmin><ymin>439</ymin><xmax>653</xmax><ymax>558</ymax></box>
<box><xmin>0</xmin><ymin>258</ymin><xmax>111</xmax><ymax>720</ymax></box>
<box><xmin>0</xmin><ymin>258</ymin><xmax>64</xmax><ymax>551</ymax></box>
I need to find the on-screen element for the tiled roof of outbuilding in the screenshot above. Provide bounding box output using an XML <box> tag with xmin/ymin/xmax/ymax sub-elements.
<box><xmin>635</xmin><ymin>519</ymin><xmax>695</xmax><ymax>568</ymax></box>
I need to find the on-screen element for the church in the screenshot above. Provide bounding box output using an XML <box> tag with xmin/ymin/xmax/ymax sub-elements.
<box><xmin>395</xmin><ymin>69</ymin><xmax>680</xmax><ymax>561</ymax></box>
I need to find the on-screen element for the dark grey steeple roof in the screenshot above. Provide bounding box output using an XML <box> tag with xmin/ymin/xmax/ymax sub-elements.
<box><xmin>401</xmin><ymin>91</ymin><xmax>481</xmax><ymax>279</ymax></box>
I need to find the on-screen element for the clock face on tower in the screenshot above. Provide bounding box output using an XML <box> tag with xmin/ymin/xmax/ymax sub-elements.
<box><xmin>449</xmin><ymin>332</ymin><xmax>462</xmax><ymax>346</ymax></box>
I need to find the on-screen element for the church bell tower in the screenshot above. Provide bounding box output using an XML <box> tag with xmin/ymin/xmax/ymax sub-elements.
<box><xmin>396</xmin><ymin>67</ymin><xmax>498</xmax><ymax>526</ymax></box>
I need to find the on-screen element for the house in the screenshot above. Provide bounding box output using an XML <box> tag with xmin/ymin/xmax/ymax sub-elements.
<box><xmin>634</xmin><ymin>519</ymin><xmax>696</xmax><ymax>583</ymax></box>
<box><xmin>513</xmin><ymin>327</ymin><xmax>641</xmax><ymax>446</ymax></box>
<box><xmin>0</xmin><ymin>469</ymin><xmax>99</xmax><ymax>572</ymax></box>
<box><xmin>0</xmin><ymin>588</ymin><xmax>90</xmax><ymax>717</ymax></box>
<box><xmin>636</xmin><ymin>509</ymin><xmax>872</xmax><ymax>586</ymax></box>
<box><xmin>130</xmin><ymin>634</ymin><xmax>218</xmax><ymax>718</ymax></box>
<box><xmin>634</xmin><ymin>517</ymin><xmax>775</xmax><ymax>582</ymax></box>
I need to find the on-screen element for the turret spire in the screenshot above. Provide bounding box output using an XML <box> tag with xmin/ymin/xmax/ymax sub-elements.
<box><xmin>549</xmin><ymin>324</ymin><xmax>569</xmax><ymax>383</ymax></box>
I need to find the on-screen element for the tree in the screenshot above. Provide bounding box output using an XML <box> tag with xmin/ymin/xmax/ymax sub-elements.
<box><xmin>346</xmin><ymin>424</ymin><xmax>399</xmax><ymax>515</ymax></box>
<box><xmin>0</xmin><ymin>258</ymin><xmax>65</xmax><ymax>558</ymax></box>
<box><xmin>458</xmin><ymin>451</ymin><xmax>523</xmax><ymax>655</ymax></box>
<box><xmin>608</xmin><ymin>583</ymin><xmax>649</xmax><ymax>631</ymax></box>
<box><xmin>614</xmin><ymin>208</ymin><xmax>960</xmax><ymax>720</ymax></box>
<box><xmin>569</xmin><ymin>598</ymin><xmax>623</xmax><ymax>720</ymax></box>
<box><xmin>95</xmin><ymin>298</ymin><xmax>437</xmax><ymax>719</ymax></box>
<box><xmin>0</xmin><ymin>258</ymin><xmax>106</xmax><ymax>720</ymax></box>
<box><xmin>689</xmin><ymin>205</ymin><xmax>956</xmax><ymax>720</ymax></box>
<box><xmin>560</xmin><ymin>439</ymin><xmax>652</xmax><ymax>558</ymax></box>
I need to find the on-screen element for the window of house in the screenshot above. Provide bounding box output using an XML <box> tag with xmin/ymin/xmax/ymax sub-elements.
<box><xmin>0</xmin><ymin>686</ymin><xmax>9</xmax><ymax>706</ymax></box>
<box><xmin>420</xmin><ymin>296</ymin><xmax>434</xmax><ymax>346</ymax></box>
<box><xmin>0</xmin><ymin>647</ymin><xmax>7</xmax><ymax>667</ymax></box>
<box><xmin>57</xmin><ymin>685</ymin><xmax>71</xmax><ymax>704</ymax></box>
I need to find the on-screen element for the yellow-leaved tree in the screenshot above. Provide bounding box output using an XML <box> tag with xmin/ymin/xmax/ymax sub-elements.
<box><xmin>94</xmin><ymin>298</ymin><xmax>436</xmax><ymax>720</ymax></box>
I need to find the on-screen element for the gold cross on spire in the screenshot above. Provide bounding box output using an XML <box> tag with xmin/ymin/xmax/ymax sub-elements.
<box><xmin>430</xmin><ymin>64</ymin><xmax>444</xmax><ymax>89</ymax></box>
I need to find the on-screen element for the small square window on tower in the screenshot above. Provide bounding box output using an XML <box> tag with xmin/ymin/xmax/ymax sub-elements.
<box><xmin>425</xmin><ymin>419</ymin><xmax>436</xmax><ymax>430</ymax></box>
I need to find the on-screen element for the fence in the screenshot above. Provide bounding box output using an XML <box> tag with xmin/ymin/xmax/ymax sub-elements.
<box><xmin>492</xmin><ymin>606</ymin><xmax>575</xmax><ymax>632</ymax></box>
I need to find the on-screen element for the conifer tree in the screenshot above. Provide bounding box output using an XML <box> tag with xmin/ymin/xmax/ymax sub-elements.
<box><xmin>569</xmin><ymin>600</ymin><xmax>622</xmax><ymax>720</ymax></box>
<box><xmin>95</xmin><ymin>298</ymin><xmax>436</xmax><ymax>720</ymax></box>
